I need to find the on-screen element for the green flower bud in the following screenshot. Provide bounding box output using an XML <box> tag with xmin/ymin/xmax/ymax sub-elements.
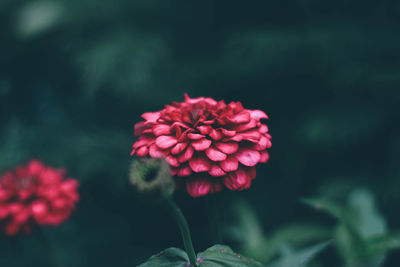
<box><xmin>129</xmin><ymin>158</ymin><xmax>175</xmax><ymax>198</ymax></box>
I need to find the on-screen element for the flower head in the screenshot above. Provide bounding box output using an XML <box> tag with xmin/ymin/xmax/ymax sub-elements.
<box><xmin>0</xmin><ymin>160</ymin><xmax>79</xmax><ymax>235</ymax></box>
<box><xmin>131</xmin><ymin>94</ymin><xmax>271</xmax><ymax>197</ymax></box>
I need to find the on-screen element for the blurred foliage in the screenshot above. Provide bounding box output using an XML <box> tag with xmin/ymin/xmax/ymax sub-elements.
<box><xmin>1</xmin><ymin>0</ymin><xmax>400</xmax><ymax>266</ymax></box>
<box><xmin>303</xmin><ymin>187</ymin><xmax>400</xmax><ymax>266</ymax></box>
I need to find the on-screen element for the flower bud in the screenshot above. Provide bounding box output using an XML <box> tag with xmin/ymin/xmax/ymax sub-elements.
<box><xmin>129</xmin><ymin>158</ymin><xmax>175</xmax><ymax>198</ymax></box>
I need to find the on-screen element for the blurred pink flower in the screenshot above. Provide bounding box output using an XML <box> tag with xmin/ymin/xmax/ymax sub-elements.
<box><xmin>0</xmin><ymin>160</ymin><xmax>79</xmax><ymax>235</ymax></box>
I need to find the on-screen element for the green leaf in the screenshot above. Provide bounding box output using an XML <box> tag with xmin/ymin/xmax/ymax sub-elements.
<box><xmin>366</xmin><ymin>233</ymin><xmax>400</xmax><ymax>256</ymax></box>
<box><xmin>301</xmin><ymin>198</ymin><xmax>343</xmax><ymax>219</ymax></box>
<box><xmin>137</xmin><ymin>247</ymin><xmax>189</xmax><ymax>267</ymax></box>
<box><xmin>138</xmin><ymin>245</ymin><xmax>263</xmax><ymax>267</ymax></box>
<box><xmin>198</xmin><ymin>245</ymin><xmax>263</xmax><ymax>267</ymax></box>
<box><xmin>268</xmin><ymin>241</ymin><xmax>331</xmax><ymax>267</ymax></box>
<box><xmin>346</xmin><ymin>189</ymin><xmax>387</xmax><ymax>239</ymax></box>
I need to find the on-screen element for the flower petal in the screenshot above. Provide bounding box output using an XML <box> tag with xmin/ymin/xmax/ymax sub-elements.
<box><xmin>171</xmin><ymin>142</ymin><xmax>188</xmax><ymax>155</ymax></box>
<box><xmin>228</xmin><ymin>111</ymin><xmax>250</xmax><ymax>124</ymax></box>
<box><xmin>186</xmin><ymin>179</ymin><xmax>211</xmax><ymax>197</ymax></box>
<box><xmin>178</xmin><ymin>146</ymin><xmax>194</xmax><ymax>163</ymax></box>
<box><xmin>191</xmin><ymin>138</ymin><xmax>212</xmax><ymax>151</ymax></box>
<box><xmin>232</xmin><ymin>119</ymin><xmax>257</xmax><ymax>132</ymax></box>
<box><xmin>152</xmin><ymin>124</ymin><xmax>171</xmax><ymax>136</ymax></box>
<box><xmin>177</xmin><ymin>165</ymin><xmax>192</xmax><ymax>177</ymax></box>
<box><xmin>215</xmin><ymin>142</ymin><xmax>239</xmax><ymax>154</ymax></box>
<box><xmin>219</xmin><ymin>155</ymin><xmax>239</xmax><ymax>172</ymax></box>
<box><xmin>136</xmin><ymin>146</ymin><xmax>149</xmax><ymax>157</ymax></box>
<box><xmin>209</xmin><ymin>129</ymin><xmax>223</xmax><ymax>140</ymax></box>
<box><xmin>156</xmin><ymin>136</ymin><xmax>178</xmax><ymax>149</ymax></box>
<box><xmin>205</xmin><ymin>147</ymin><xmax>227</xmax><ymax>162</ymax></box>
<box><xmin>249</xmin><ymin>110</ymin><xmax>268</xmax><ymax>120</ymax></box>
<box><xmin>197</xmin><ymin>125</ymin><xmax>211</xmax><ymax>135</ymax></box>
<box><xmin>141</xmin><ymin>112</ymin><xmax>160</xmax><ymax>122</ymax></box>
<box><xmin>149</xmin><ymin>144</ymin><xmax>166</xmax><ymax>158</ymax></box>
<box><xmin>223</xmin><ymin>168</ymin><xmax>251</xmax><ymax>190</ymax></box>
<box><xmin>189</xmin><ymin>154</ymin><xmax>211</xmax><ymax>172</ymax></box>
<box><xmin>259</xmin><ymin>151</ymin><xmax>270</xmax><ymax>163</ymax></box>
<box><xmin>208</xmin><ymin>165</ymin><xmax>226</xmax><ymax>176</ymax></box>
<box><xmin>165</xmin><ymin>155</ymin><xmax>179</xmax><ymax>167</ymax></box>
<box><xmin>235</xmin><ymin>149</ymin><xmax>261</xmax><ymax>167</ymax></box>
<box><xmin>187</xmin><ymin>133</ymin><xmax>205</xmax><ymax>140</ymax></box>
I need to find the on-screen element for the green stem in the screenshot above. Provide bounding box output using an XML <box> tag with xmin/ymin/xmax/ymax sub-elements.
<box><xmin>36</xmin><ymin>227</ymin><xmax>62</xmax><ymax>267</ymax></box>
<box><xmin>206</xmin><ymin>195</ymin><xmax>223</xmax><ymax>244</ymax></box>
<box><xmin>164</xmin><ymin>197</ymin><xmax>197</xmax><ymax>267</ymax></box>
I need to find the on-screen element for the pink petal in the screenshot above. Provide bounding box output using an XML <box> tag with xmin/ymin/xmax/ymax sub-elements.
<box><xmin>209</xmin><ymin>129</ymin><xmax>222</xmax><ymax>140</ymax></box>
<box><xmin>141</xmin><ymin>112</ymin><xmax>160</xmax><ymax>122</ymax></box>
<box><xmin>177</xmin><ymin>165</ymin><xmax>192</xmax><ymax>177</ymax></box>
<box><xmin>237</xmin><ymin>130</ymin><xmax>261</xmax><ymax>142</ymax></box>
<box><xmin>132</xmin><ymin>136</ymin><xmax>154</xmax><ymax>149</ymax></box>
<box><xmin>224</xmin><ymin>135</ymin><xmax>243</xmax><ymax>142</ymax></box>
<box><xmin>235</xmin><ymin>149</ymin><xmax>261</xmax><ymax>167</ymax></box>
<box><xmin>223</xmin><ymin>168</ymin><xmax>251</xmax><ymax>190</ymax></box>
<box><xmin>219</xmin><ymin>155</ymin><xmax>239</xmax><ymax>172</ymax></box>
<box><xmin>165</xmin><ymin>155</ymin><xmax>179</xmax><ymax>167</ymax></box>
<box><xmin>197</xmin><ymin>125</ymin><xmax>211</xmax><ymax>134</ymax></box>
<box><xmin>152</xmin><ymin>124</ymin><xmax>171</xmax><ymax>136</ymax></box>
<box><xmin>215</xmin><ymin>142</ymin><xmax>239</xmax><ymax>154</ymax></box>
<box><xmin>259</xmin><ymin>151</ymin><xmax>270</xmax><ymax>163</ymax></box>
<box><xmin>248</xmin><ymin>167</ymin><xmax>257</xmax><ymax>180</ymax></box>
<box><xmin>219</xmin><ymin>128</ymin><xmax>236</xmax><ymax>136</ymax></box>
<box><xmin>156</xmin><ymin>136</ymin><xmax>178</xmax><ymax>149</ymax></box>
<box><xmin>136</xmin><ymin>146</ymin><xmax>149</xmax><ymax>157</ymax></box>
<box><xmin>178</xmin><ymin>146</ymin><xmax>194</xmax><ymax>163</ymax></box>
<box><xmin>205</xmin><ymin>147</ymin><xmax>227</xmax><ymax>162</ymax></box>
<box><xmin>208</xmin><ymin>165</ymin><xmax>226</xmax><ymax>177</ymax></box>
<box><xmin>249</xmin><ymin>110</ymin><xmax>268</xmax><ymax>120</ymax></box>
<box><xmin>259</xmin><ymin>124</ymin><xmax>269</xmax><ymax>133</ymax></box>
<box><xmin>187</xmin><ymin>133</ymin><xmax>205</xmax><ymax>140</ymax></box>
<box><xmin>134</xmin><ymin>121</ymin><xmax>153</xmax><ymax>136</ymax></box>
<box><xmin>171</xmin><ymin>142</ymin><xmax>188</xmax><ymax>155</ymax></box>
<box><xmin>189</xmin><ymin>154</ymin><xmax>211</xmax><ymax>172</ymax></box>
<box><xmin>228</xmin><ymin>111</ymin><xmax>250</xmax><ymax>124</ymax></box>
<box><xmin>149</xmin><ymin>144</ymin><xmax>166</xmax><ymax>158</ymax></box>
<box><xmin>191</xmin><ymin>138</ymin><xmax>212</xmax><ymax>151</ymax></box>
<box><xmin>254</xmin><ymin>136</ymin><xmax>268</xmax><ymax>150</ymax></box>
<box><xmin>186</xmin><ymin>179</ymin><xmax>212</xmax><ymax>197</ymax></box>
<box><xmin>232</xmin><ymin>119</ymin><xmax>257</xmax><ymax>132</ymax></box>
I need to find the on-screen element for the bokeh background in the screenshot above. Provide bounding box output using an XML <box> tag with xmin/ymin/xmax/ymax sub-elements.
<box><xmin>1</xmin><ymin>1</ymin><xmax>400</xmax><ymax>266</ymax></box>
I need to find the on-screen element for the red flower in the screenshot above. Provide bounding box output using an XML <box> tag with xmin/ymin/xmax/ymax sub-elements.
<box><xmin>131</xmin><ymin>94</ymin><xmax>271</xmax><ymax>197</ymax></box>
<box><xmin>0</xmin><ymin>160</ymin><xmax>79</xmax><ymax>235</ymax></box>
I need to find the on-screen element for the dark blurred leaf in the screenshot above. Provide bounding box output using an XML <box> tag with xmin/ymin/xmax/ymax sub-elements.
<box><xmin>198</xmin><ymin>245</ymin><xmax>263</xmax><ymax>267</ymax></box>
<box><xmin>301</xmin><ymin>198</ymin><xmax>343</xmax><ymax>219</ymax></box>
<box><xmin>268</xmin><ymin>241</ymin><xmax>330</xmax><ymax>267</ymax></box>
<box><xmin>137</xmin><ymin>247</ymin><xmax>188</xmax><ymax>267</ymax></box>
<box><xmin>138</xmin><ymin>245</ymin><xmax>263</xmax><ymax>267</ymax></box>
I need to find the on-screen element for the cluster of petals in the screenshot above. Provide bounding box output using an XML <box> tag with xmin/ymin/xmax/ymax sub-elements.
<box><xmin>0</xmin><ymin>160</ymin><xmax>79</xmax><ymax>235</ymax></box>
<box><xmin>131</xmin><ymin>94</ymin><xmax>271</xmax><ymax>197</ymax></box>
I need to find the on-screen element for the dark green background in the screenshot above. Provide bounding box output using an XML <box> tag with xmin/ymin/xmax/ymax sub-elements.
<box><xmin>0</xmin><ymin>1</ymin><xmax>399</xmax><ymax>266</ymax></box>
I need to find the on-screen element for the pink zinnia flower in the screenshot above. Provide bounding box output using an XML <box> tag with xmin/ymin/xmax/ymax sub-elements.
<box><xmin>0</xmin><ymin>160</ymin><xmax>79</xmax><ymax>235</ymax></box>
<box><xmin>131</xmin><ymin>94</ymin><xmax>271</xmax><ymax>197</ymax></box>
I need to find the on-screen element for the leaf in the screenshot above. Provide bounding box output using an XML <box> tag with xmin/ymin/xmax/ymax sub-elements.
<box><xmin>346</xmin><ymin>189</ymin><xmax>387</xmax><ymax>239</ymax></box>
<box><xmin>301</xmin><ymin>198</ymin><xmax>343</xmax><ymax>219</ymax></box>
<box><xmin>198</xmin><ymin>245</ymin><xmax>263</xmax><ymax>267</ymax></box>
<box><xmin>138</xmin><ymin>245</ymin><xmax>263</xmax><ymax>267</ymax></box>
<box><xmin>268</xmin><ymin>241</ymin><xmax>331</xmax><ymax>267</ymax></box>
<box><xmin>137</xmin><ymin>247</ymin><xmax>189</xmax><ymax>267</ymax></box>
<box><xmin>366</xmin><ymin>233</ymin><xmax>400</xmax><ymax>256</ymax></box>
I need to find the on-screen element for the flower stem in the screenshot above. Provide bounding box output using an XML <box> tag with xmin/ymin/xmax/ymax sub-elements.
<box><xmin>206</xmin><ymin>195</ymin><xmax>223</xmax><ymax>244</ymax></box>
<box><xmin>36</xmin><ymin>227</ymin><xmax>62</xmax><ymax>267</ymax></box>
<box><xmin>164</xmin><ymin>197</ymin><xmax>197</xmax><ymax>267</ymax></box>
